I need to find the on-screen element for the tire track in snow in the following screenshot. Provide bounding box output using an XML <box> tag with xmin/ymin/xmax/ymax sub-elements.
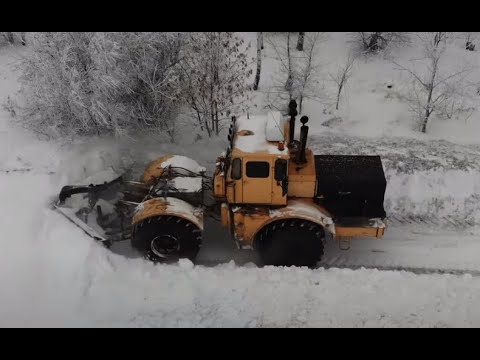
<box><xmin>318</xmin><ymin>264</ymin><xmax>480</xmax><ymax>277</ymax></box>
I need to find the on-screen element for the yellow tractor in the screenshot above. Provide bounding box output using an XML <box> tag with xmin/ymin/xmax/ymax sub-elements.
<box><xmin>54</xmin><ymin>100</ymin><xmax>387</xmax><ymax>267</ymax></box>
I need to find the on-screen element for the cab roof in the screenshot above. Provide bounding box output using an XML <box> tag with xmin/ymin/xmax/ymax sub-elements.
<box><xmin>232</xmin><ymin>112</ymin><xmax>289</xmax><ymax>156</ymax></box>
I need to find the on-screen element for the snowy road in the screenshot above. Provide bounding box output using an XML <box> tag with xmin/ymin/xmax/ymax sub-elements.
<box><xmin>161</xmin><ymin>218</ymin><xmax>480</xmax><ymax>275</ymax></box>
<box><xmin>320</xmin><ymin>223</ymin><xmax>480</xmax><ymax>275</ymax></box>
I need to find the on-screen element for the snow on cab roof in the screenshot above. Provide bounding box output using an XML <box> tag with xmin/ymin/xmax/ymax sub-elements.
<box><xmin>234</xmin><ymin>112</ymin><xmax>288</xmax><ymax>155</ymax></box>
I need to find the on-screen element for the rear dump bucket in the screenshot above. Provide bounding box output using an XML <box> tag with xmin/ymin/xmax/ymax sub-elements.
<box><xmin>314</xmin><ymin>155</ymin><xmax>387</xmax><ymax>220</ymax></box>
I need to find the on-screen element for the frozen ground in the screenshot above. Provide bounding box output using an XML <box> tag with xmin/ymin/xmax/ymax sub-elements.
<box><xmin>2</xmin><ymin>35</ymin><xmax>480</xmax><ymax>327</ymax></box>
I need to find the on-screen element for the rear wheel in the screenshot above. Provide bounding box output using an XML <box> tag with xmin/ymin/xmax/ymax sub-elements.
<box><xmin>132</xmin><ymin>216</ymin><xmax>202</xmax><ymax>263</ymax></box>
<box><xmin>255</xmin><ymin>219</ymin><xmax>324</xmax><ymax>268</ymax></box>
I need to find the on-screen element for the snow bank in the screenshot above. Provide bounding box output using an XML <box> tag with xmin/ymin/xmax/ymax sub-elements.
<box><xmin>385</xmin><ymin>169</ymin><xmax>480</xmax><ymax>223</ymax></box>
<box><xmin>3</xmin><ymin>178</ymin><xmax>480</xmax><ymax>328</ymax></box>
<box><xmin>5</xmin><ymin>230</ymin><xmax>480</xmax><ymax>327</ymax></box>
<box><xmin>428</xmin><ymin>118</ymin><xmax>480</xmax><ymax>145</ymax></box>
<box><xmin>307</xmin><ymin>132</ymin><xmax>480</xmax><ymax>222</ymax></box>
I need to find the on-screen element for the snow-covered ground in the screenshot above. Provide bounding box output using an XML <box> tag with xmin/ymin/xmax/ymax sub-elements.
<box><xmin>2</xmin><ymin>34</ymin><xmax>480</xmax><ymax>327</ymax></box>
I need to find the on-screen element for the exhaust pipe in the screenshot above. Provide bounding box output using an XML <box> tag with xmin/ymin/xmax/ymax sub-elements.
<box><xmin>288</xmin><ymin>100</ymin><xmax>297</xmax><ymax>143</ymax></box>
<box><xmin>296</xmin><ymin>116</ymin><xmax>309</xmax><ymax>164</ymax></box>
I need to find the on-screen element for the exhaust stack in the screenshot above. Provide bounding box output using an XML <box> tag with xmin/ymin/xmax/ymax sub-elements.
<box><xmin>296</xmin><ymin>116</ymin><xmax>309</xmax><ymax>164</ymax></box>
<box><xmin>288</xmin><ymin>100</ymin><xmax>297</xmax><ymax>144</ymax></box>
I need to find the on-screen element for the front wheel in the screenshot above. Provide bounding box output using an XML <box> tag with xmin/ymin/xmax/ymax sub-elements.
<box><xmin>255</xmin><ymin>219</ymin><xmax>325</xmax><ymax>268</ymax></box>
<box><xmin>132</xmin><ymin>216</ymin><xmax>202</xmax><ymax>263</ymax></box>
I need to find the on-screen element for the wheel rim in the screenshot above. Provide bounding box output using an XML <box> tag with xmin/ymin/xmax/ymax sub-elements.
<box><xmin>150</xmin><ymin>235</ymin><xmax>180</xmax><ymax>258</ymax></box>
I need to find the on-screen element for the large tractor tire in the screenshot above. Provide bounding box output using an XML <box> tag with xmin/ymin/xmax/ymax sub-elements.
<box><xmin>132</xmin><ymin>216</ymin><xmax>202</xmax><ymax>263</ymax></box>
<box><xmin>255</xmin><ymin>219</ymin><xmax>325</xmax><ymax>268</ymax></box>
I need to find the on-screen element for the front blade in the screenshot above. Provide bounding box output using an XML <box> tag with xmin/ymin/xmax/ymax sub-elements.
<box><xmin>52</xmin><ymin>202</ymin><xmax>111</xmax><ymax>246</ymax></box>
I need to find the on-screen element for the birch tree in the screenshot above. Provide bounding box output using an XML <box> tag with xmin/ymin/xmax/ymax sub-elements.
<box><xmin>330</xmin><ymin>52</ymin><xmax>356</xmax><ymax>110</ymax></box>
<box><xmin>296</xmin><ymin>32</ymin><xmax>305</xmax><ymax>51</ymax></box>
<box><xmin>296</xmin><ymin>32</ymin><xmax>326</xmax><ymax>113</ymax></box>
<box><xmin>393</xmin><ymin>32</ymin><xmax>472</xmax><ymax>133</ymax></box>
<box><xmin>353</xmin><ymin>32</ymin><xmax>409</xmax><ymax>54</ymax></box>
<box><xmin>253</xmin><ymin>32</ymin><xmax>263</xmax><ymax>91</ymax></box>
<box><xmin>179</xmin><ymin>32</ymin><xmax>253</xmax><ymax>136</ymax></box>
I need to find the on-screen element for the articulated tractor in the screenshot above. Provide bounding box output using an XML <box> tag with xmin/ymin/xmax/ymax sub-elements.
<box><xmin>55</xmin><ymin>100</ymin><xmax>387</xmax><ymax>267</ymax></box>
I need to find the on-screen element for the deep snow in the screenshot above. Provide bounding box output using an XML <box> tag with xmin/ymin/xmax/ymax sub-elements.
<box><xmin>2</xmin><ymin>34</ymin><xmax>480</xmax><ymax>327</ymax></box>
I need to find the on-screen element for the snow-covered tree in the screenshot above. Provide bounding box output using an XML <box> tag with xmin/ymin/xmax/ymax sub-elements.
<box><xmin>393</xmin><ymin>32</ymin><xmax>472</xmax><ymax>133</ymax></box>
<box><xmin>1</xmin><ymin>32</ymin><xmax>26</xmax><ymax>46</ymax></box>
<box><xmin>329</xmin><ymin>52</ymin><xmax>356</xmax><ymax>110</ymax></box>
<box><xmin>178</xmin><ymin>32</ymin><xmax>253</xmax><ymax>136</ymax></box>
<box><xmin>285</xmin><ymin>32</ymin><xmax>294</xmax><ymax>93</ymax></box>
<box><xmin>253</xmin><ymin>32</ymin><xmax>263</xmax><ymax>91</ymax></box>
<box><xmin>110</xmin><ymin>32</ymin><xmax>185</xmax><ymax>140</ymax></box>
<box><xmin>265</xmin><ymin>32</ymin><xmax>327</xmax><ymax>113</ymax></box>
<box><xmin>296</xmin><ymin>32</ymin><xmax>305</xmax><ymax>51</ymax></box>
<box><xmin>353</xmin><ymin>32</ymin><xmax>409</xmax><ymax>54</ymax></box>
<box><xmin>464</xmin><ymin>32</ymin><xmax>478</xmax><ymax>51</ymax></box>
<box><xmin>17</xmin><ymin>32</ymin><xmax>184</xmax><ymax>139</ymax></box>
<box><xmin>296</xmin><ymin>32</ymin><xmax>327</xmax><ymax>113</ymax></box>
<box><xmin>265</xmin><ymin>32</ymin><xmax>297</xmax><ymax>108</ymax></box>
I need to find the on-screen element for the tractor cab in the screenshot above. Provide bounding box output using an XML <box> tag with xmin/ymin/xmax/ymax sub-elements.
<box><xmin>212</xmin><ymin>100</ymin><xmax>317</xmax><ymax>207</ymax></box>
<box><xmin>220</xmin><ymin>111</ymin><xmax>290</xmax><ymax>206</ymax></box>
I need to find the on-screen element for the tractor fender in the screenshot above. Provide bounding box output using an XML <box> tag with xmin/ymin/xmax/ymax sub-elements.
<box><xmin>143</xmin><ymin>155</ymin><xmax>206</xmax><ymax>185</ymax></box>
<box><xmin>253</xmin><ymin>200</ymin><xmax>335</xmax><ymax>242</ymax></box>
<box><xmin>132</xmin><ymin>197</ymin><xmax>204</xmax><ymax>230</ymax></box>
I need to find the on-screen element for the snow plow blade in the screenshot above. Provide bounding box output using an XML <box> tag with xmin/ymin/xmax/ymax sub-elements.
<box><xmin>52</xmin><ymin>202</ymin><xmax>111</xmax><ymax>246</ymax></box>
<box><xmin>52</xmin><ymin>174</ymin><xmax>139</xmax><ymax>246</ymax></box>
<box><xmin>52</xmin><ymin>158</ymin><xmax>208</xmax><ymax>248</ymax></box>
<box><xmin>58</xmin><ymin>175</ymin><xmax>124</xmax><ymax>203</ymax></box>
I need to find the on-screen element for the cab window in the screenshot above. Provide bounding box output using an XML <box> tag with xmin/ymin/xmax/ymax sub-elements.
<box><xmin>231</xmin><ymin>158</ymin><xmax>242</xmax><ymax>180</ymax></box>
<box><xmin>246</xmin><ymin>161</ymin><xmax>270</xmax><ymax>178</ymax></box>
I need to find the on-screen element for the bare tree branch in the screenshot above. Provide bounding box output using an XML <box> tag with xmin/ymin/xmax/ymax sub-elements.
<box><xmin>391</xmin><ymin>60</ymin><xmax>428</xmax><ymax>88</ymax></box>
<box><xmin>393</xmin><ymin>32</ymin><xmax>472</xmax><ymax>133</ymax></box>
<box><xmin>330</xmin><ymin>52</ymin><xmax>356</xmax><ymax>110</ymax></box>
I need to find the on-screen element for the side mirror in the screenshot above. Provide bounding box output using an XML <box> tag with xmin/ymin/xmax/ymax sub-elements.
<box><xmin>274</xmin><ymin>159</ymin><xmax>288</xmax><ymax>181</ymax></box>
<box><xmin>231</xmin><ymin>158</ymin><xmax>242</xmax><ymax>180</ymax></box>
<box><xmin>274</xmin><ymin>159</ymin><xmax>288</xmax><ymax>196</ymax></box>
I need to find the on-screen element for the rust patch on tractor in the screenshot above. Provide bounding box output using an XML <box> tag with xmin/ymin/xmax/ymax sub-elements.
<box><xmin>237</xmin><ymin>129</ymin><xmax>254</xmax><ymax>136</ymax></box>
<box><xmin>142</xmin><ymin>155</ymin><xmax>174</xmax><ymax>185</ymax></box>
<box><xmin>132</xmin><ymin>197</ymin><xmax>203</xmax><ymax>230</ymax></box>
<box><xmin>132</xmin><ymin>198</ymin><xmax>168</xmax><ymax>224</ymax></box>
